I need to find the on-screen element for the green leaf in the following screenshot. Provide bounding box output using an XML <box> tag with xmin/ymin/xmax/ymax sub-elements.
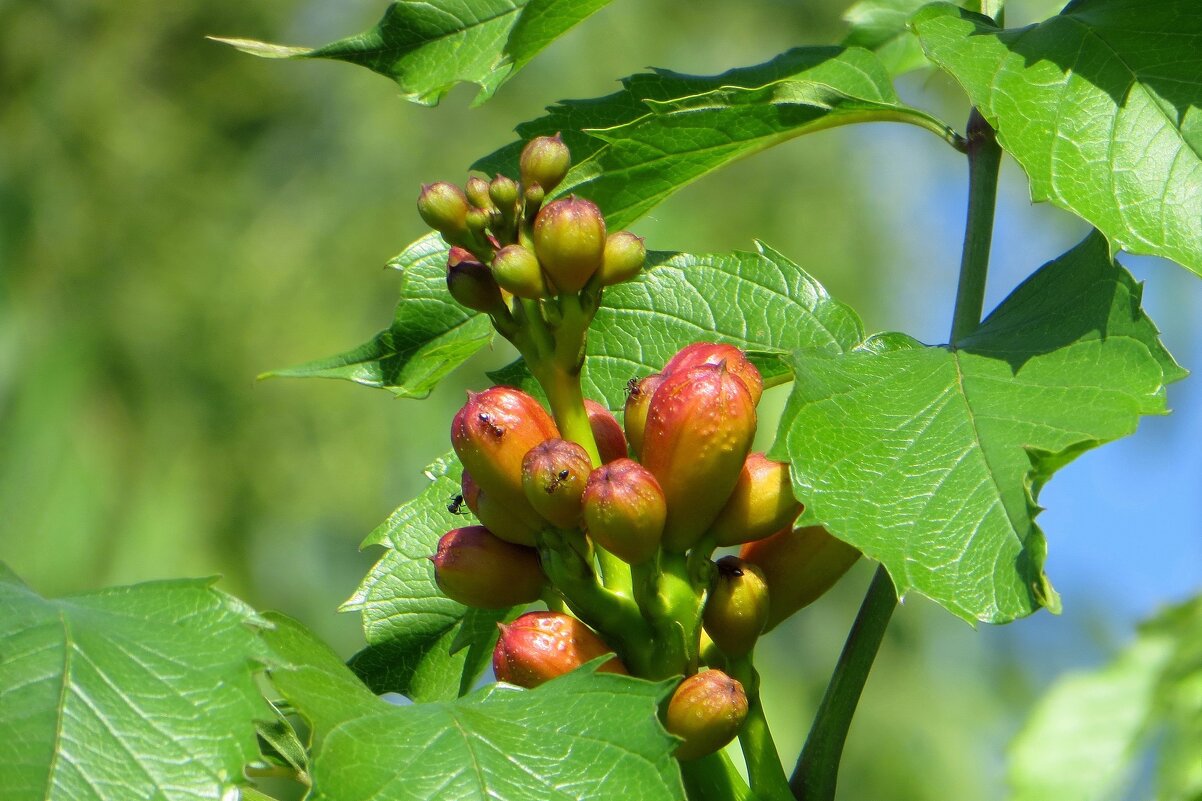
<box><xmin>263</xmin><ymin>233</ymin><xmax>492</xmax><ymax>398</ymax></box>
<box><xmin>475</xmin><ymin>47</ymin><xmax>960</xmax><ymax>229</ymax></box>
<box><xmin>0</xmin><ymin>565</ymin><xmax>271</xmax><ymax>801</ymax></box>
<box><xmin>492</xmin><ymin>243</ymin><xmax>866</xmax><ymax>409</ymax></box>
<box><xmin>914</xmin><ymin>2</ymin><xmax>1202</xmax><ymax>275</ymax></box>
<box><xmin>1009</xmin><ymin>595</ymin><xmax>1202</xmax><ymax>801</ymax></box>
<box><xmin>342</xmin><ymin>454</ymin><xmax>513</xmax><ymax>702</ymax></box>
<box><xmin>212</xmin><ymin>0</ymin><xmax>612</xmax><ymax>106</ymax></box>
<box><xmin>771</xmin><ymin>232</ymin><xmax>1185</xmax><ymax>623</ymax></box>
<box><xmin>842</xmin><ymin>0</ymin><xmax>983</xmax><ymax>75</ymax></box>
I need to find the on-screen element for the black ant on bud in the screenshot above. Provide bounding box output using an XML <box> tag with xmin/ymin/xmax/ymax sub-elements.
<box><xmin>546</xmin><ymin>469</ymin><xmax>572</xmax><ymax>493</ymax></box>
<box><xmin>477</xmin><ymin>412</ymin><xmax>505</xmax><ymax>438</ymax></box>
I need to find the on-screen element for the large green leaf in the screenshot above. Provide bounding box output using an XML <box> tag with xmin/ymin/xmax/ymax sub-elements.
<box><xmin>1009</xmin><ymin>595</ymin><xmax>1202</xmax><ymax>801</ymax></box>
<box><xmin>342</xmin><ymin>454</ymin><xmax>511</xmax><ymax>702</ymax></box>
<box><xmin>264</xmin><ymin>615</ymin><xmax>684</xmax><ymax>801</ymax></box>
<box><xmin>492</xmin><ymin>243</ymin><xmax>866</xmax><ymax>409</ymax></box>
<box><xmin>264</xmin><ymin>233</ymin><xmax>493</xmax><ymax>399</ymax></box>
<box><xmin>475</xmin><ymin>47</ymin><xmax>960</xmax><ymax>229</ymax></box>
<box><xmin>213</xmin><ymin>0</ymin><xmax>613</xmax><ymax>106</ymax></box>
<box><xmin>771</xmin><ymin>233</ymin><xmax>1184</xmax><ymax>623</ymax></box>
<box><xmin>0</xmin><ymin>564</ymin><xmax>271</xmax><ymax>801</ymax></box>
<box><xmin>914</xmin><ymin>2</ymin><xmax>1202</xmax><ymax>275</ymax></box>
<box><xmin>842</xmin><ymin>0</ymin><xmax>983</xmax><ymax>75</ymax></box>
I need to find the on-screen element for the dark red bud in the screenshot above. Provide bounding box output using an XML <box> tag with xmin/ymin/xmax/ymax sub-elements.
<box><xmin>447</xmin><ymin>258</ymin><xmax>505</xmax><ymax>313</ymax></box>
<box><xmin>417</xmin><ymin>182</ymin><xmax>470</xmax><ymax>240</ymax></box>
<box><xmin>462</xmin><ymin>470</ymin><xmax>540</xmax><ymax>546</ymax></box>
<box><xmin>465</xmin><ymin>176</ymin><xmax>495</xmax><ymax>211</ymax></box>
<box><xmin>665</xmin><ymin>670</ymin><xmax>748</xmax><ymax>761</ymax></box>
<box><xmin>740</xmin><ymin>525</ymin><xmax>862</xmax><ymax>630</ymax></box>
<box><xmin>492</xmin><ymin>244</ymin><xmax>548</xmax><ymax>299</ymax></box>
<box><xmin>584</xmin><ymin>399</ymin><xmax>628</xmax><ymax>463</ymax></box>
<box><xmin>521</xmin><ymin>438</ymin><xmax>593</xmax><ymax>529</ymax></box>
<box><xmin>492</xmin><ymin>611</ymin><xmax>627</xmax><ymax>688</ymax></box>
<box><xmin>706</xmin><ymin>453</ymin><xmax>802</xmax><ymax>546</ymax></box>
<box><xmin>599</xmin><ymin>231</ymin><xmax>646</xmax><ymax>286</ymax></box>
<box><xmin>623</xmin><ymin>373</ymin><xmax>665</xmax><ymax>458</ymax></box>
<box><xmin>519</xmin><ymin>133</ymin><xmax>572</xmax><ymax>194</ymax></box>
<box><xmin>702</xmin><ymin>556</ymin><xmax>769</xmax><ymax>658</ymax></box>
<box><xmin>581</xmin><ymin>459</ymin><xmax>666</xmax><ymax>565</ymax></box>
<box><xmin>641</xmin><ymin>363</ymin><xmax>757</xmax><ymax>551</ymax></box>
<box><xmin>452</xmin><ymin>388</ymin><xmax>560</xmax><ymax>538</ymax></box>
<box><xmin>532</xmin><ymin>197</ymin><xmax>606</xmax><ymax>293</ymax></box>
<box><xmin>433</xmin><ymin>526</ymin><xmax>545</xmax><ymax>608</ymax></box>
<box><xmin>662</xmin><ymin>343</ymin><xmax>763</xmax><ymax>406</ymax></box>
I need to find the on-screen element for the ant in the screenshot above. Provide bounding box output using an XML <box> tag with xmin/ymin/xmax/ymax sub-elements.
<box><xmin>546</xmin><ymin>469</ymin><xmax>572</xmax><ymax>493</ymax></box>
<box><xmin>477</xmin><ymin>412</ymin><xmax>504</xmax><ymax>438</ymax></box>
<box><xmin>447</xmin><ymin>494</ymin><xmax>468</xmax><ymax>515</ymax></box>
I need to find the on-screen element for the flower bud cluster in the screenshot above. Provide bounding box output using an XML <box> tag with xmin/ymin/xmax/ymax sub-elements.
<box><xmin>418</xmin><ymin>135</ymin><xmax>648</xmax><ymax>318</ymax></box>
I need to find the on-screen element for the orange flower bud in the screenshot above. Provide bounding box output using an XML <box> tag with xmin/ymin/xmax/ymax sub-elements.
<box><xmin>665</xmin><ymin>670</ymin><xmax>748</xmax><ymax>761</ymax></box>
<box><xmin>662</xmin><ymin>342</ymin><xmax>763</xmax><ymax>406</ymax></box>
<box><xmin>532</xmin><ymin>197</ymin><xmax>606</xmax><ymax>293</ymax></box>
<box><xmin>521</xmin><ymin>438</ymin><xmax>593</xmax><ymax>529</ymax></box>
<box><xmin>706</xmin><ymin>453</ymin><xmax>802</xmax><ymax>546</ymax></box>
<box><xmin>492</xmin><ymin>611</ymin><xmax>627</xmax><ymax>688</ymax></box>
<box><xmin>702</xmin><ymin>556</ymin><xmax>769</xmax><ymax>659</ymax></box>
<box><xmin>433</xmin><ymin>526</ymin><xmax>544</xmax><ymax>609</ymax></box>
<box><xmin>461</xmin><ymin>471</ymin><xmax>540</xmax><ymax>546</ymax></box>
<box><xmin>623</xmin><ymin>373</ymin><xmax>665</xmax><ymax>458</ymax></box>
<box><xmin>740</xmin><ymin>525</ymin><xmax>862</xmax><ymax>630</ymax></box>
<box><xmin>641</xmin><ymin>363</ymin><xmax>757</xmax><ymax>551</ymax></box>
<box><xmin>584</xmin><ymin>400</ymin><xmax>628</xmax><ymax>463</ymax></box>
<box><xmin>582</xmin><ymin>458</ymin><xmax>666</xmax><ymax>565</ymax></box>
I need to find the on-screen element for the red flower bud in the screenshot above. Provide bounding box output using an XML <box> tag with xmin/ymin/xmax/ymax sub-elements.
<box><xmin>740</xmin><ymin>525</ymin><xmax>862</xmax><ymax>630</ymax></box>
<box><xmin>433</xmin><ymin>526</ymin><xmax>545</xmax><ymax>609</ymax></box>
<box><xmin>665</xmin><ymin>670</ymin><xmax>748</xmax><ymax>761</ymax></box>
<box><xmin>623</xmin><ymin>373</ymin><xmax>665</xmax><ymax>458</ymax></box>
<box><xmin>417</xmin><ymin>182</ymin><xmax>470</xmax><ymax>240</ymax></box>
<box><xmin>598</xmin><ymin>231</ymin><xmax>646</xmax><ymax>286</ymax></box>
<box><xmin>584</xmin><ymin>400</ymin><xmax>628</xmax><ymax>463</ymax></box>
<box><xmin>702</xmin><ymin>556</ymin><xmax>769</xmax><ymax>659</ymax></box>
<box><xmin>462</xmin><ymin>471</ymin><xmax>540</xmax><ymax>546</ymax></box>
<box><xmin>452</xmin><ymin>388</ymin><xmax>559</xmax><ymax>538</ymax></box>
<box><xmin>446</xmin><ymin>257</ymin><xmax>504</xmax><ymax>313</ymax></box>
<box><xmin>706</xmin><ymin>453</ymin><xmax>802</xmax><ymax>546</ymax></box>
<box><xmin>581</xmin><ymin>458</ymin><xmax>666</xmax><ymax>565</ymax></box>
<box><xmin>519</xmin><ymin>134</ymin><xmax>572</xmax><ymax>194</ymax></box>
<box><xmin>641</xmin><ymin>363</ymin><xmax>757</xmax><ymax>551</ymax></box>
<box><xmin>662</xmin><ymin>342</ymin><xmax>763</xmax><ymax>406</ymax></box>
<box><xmin>521</xmin><ymin>438</ymin><xmax>593</xmax><ymax>529</ymax></box>
<box><xmin>492</xmin><ymin>244</ymin><xmax>548</xmax><ymax>299</ymax></box>
<box><xmin>532</xmin><ymin>197</ymin><xmax>606</xmax><ymax>293</ymax></box>
<box><xmin>492</xmin><ymin>611</ymin><xmax>627</xmax><ymax>688</ymax></box>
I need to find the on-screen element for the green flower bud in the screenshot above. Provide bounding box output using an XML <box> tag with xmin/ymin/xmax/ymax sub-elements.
<box><xmin>598</xmin><ymin>231</ymin><xmax>647</xmax><ymax>286</ymax></box>
<box><xmin>623</xmin><ymin>373</ymin><xmax>665</xmax><ymax>459</ymax></box>
<box><xmin>446</xmin><ymin>256</ymin><xmax>504</xmax><ymax>313</ymax></box>
<box><xmin>662</xmin><ymin>342</ymin><xmax>763</xmax><ymax>406</ymax></box>
<box><xmin>465</xmin><ymin>206</ymin><xmax>491</xmax><ymax>236</ymax></box>
<box><xmin>417</xmin><ymin>182</ymin><xmax>470</xmax><ymax>240</ymax></box>
<box><xmin>584</xmin><ymin>399</ymin><xmax>628</xmax><ymax>463</ymax></box>
<box><xmin>492</xmin><ymin>244</ymin><xmax>549</xmax><ymax>299</ymax></box>
<box><xmin>462</xmin><ymin>470</ymin><xmax>540</xmax><ymax>546</ymax></box>
<box><xmin>492</xmin><ymin>611</ymin><xmax>627</xmax><ymax>688</ymax></box>
<box><xmin>433</xmin><ymin>526</ymin><xmax>545</xmax><ymax>608</ymax></box>
<box><xmin>706</xmin><ymin>453</ymin><xmax>802</xmax><ymax>546</ymax></box>
<box><xmin>581</xmin><ymin>458</ymin><xmax>666</xmax><ymax>565</ymax></box>
<box><xmin>521</xmin><ymin>438</ymin><xmax>593</xmax><ymax>529</ymax></box>
<box><xmin>452</xmin><ymin>388</ymin><xmax>560</xmax><ymax>540</ymax></box>
<box><xmin>665</xmin><ymin>670</ymin><xmax>748</xmax><ymax>761</ymax></box>
<box><xmin>465</xmin><ymin>176</ymin><xmax>495</xmax><ymax>212</ymax></box>
<box><xmin>532</xmin><ymin>197</ymin><xmax>606</xmax><ymax>293</ymax></box>
<box><xmin>519</xmin><ymin>134</ymin><xmax>572</xmax><ymax>194</ymax></box>
<box><xmin>641</xmin><ymin>363</ymin><xmax>757</xmax><ymax>552</ymax></box>
<box><xmin>702</xmin><ymin>556</ymin><xmax>769</xmax><ymax>659</ymax></box>
<box><xmin>740</xmin><ymin>525</ymin><xmax>862</xmax><ymax>630</ymax></box>
<box><xmin>489</xmin><ymin>174</ymin><xmax>520</xmax><ymax>211</ymax></box>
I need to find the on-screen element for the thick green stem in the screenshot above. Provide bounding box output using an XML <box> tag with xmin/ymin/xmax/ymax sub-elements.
<box><xmin>680</xmin><ymin>750</ymin><xmax>754</xmax><ymax>801</ymax></box>
<box><xmin>949</xmin><ymin>109</ymin><xmax>1002</xmax><ymax>344</ymax></box>
<box><xmin>789</xmin><ymin>566</ymin><xmax>897</xmax><ymax>800</ymax></box>
<box><xmin>729</xmin><ymin>658</ymin><xmax>792</xmax><ymax>801</ymax></box>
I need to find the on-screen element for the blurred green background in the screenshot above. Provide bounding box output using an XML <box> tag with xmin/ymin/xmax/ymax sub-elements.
<box><xmin>2</xmin><ymin>1</ymin><xmax>1198</xmax><ymax>799</ymax></box>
